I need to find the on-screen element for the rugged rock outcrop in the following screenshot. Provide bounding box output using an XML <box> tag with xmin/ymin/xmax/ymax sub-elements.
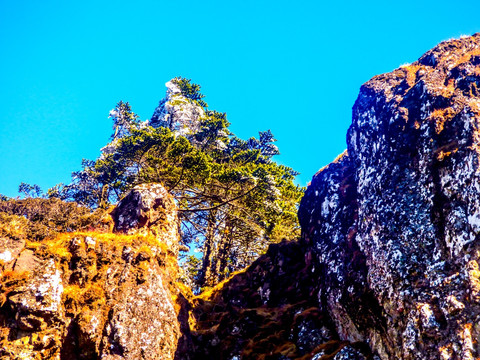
<box><xmin>150</xmin><ymin>79</ymin><xmax>205</xmax><ymax>136</ymax></box>
<box><xmin>188</xmin><ymin>239</ymin><xmax>335</xmax><ymax>360</ymax></box>
<box><xmin>185</xmin><ymin>170</ymin><xmax>371</xmax><ymax>360</ymax></box>
<box><xmin>4</xmin><ymin>34</ymin><xmax>480</xmax><ymax>360</ymax></box>
<box><xmin>112</xmin><ymin>183</ymin><xmax>180</xmax><ymax>256</ymax></box>
<box><xmin>299</xmin><ymin>33</ymin><xmax>480</xmax><ymax>359</ymax></box>
<box><xmin>0</xmin><ymin>183</ymin><xmax>181</xmax><ymax>360</ymax></box>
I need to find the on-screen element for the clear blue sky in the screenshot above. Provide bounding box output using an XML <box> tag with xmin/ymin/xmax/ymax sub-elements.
<box><xmin>1</xmin><ymin>0</ymin><xmax>479</xmax><ymax>197</ymax></box>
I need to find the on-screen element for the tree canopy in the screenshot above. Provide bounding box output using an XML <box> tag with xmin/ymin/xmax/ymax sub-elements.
<box><xmin>51</xmin><ymin>78</ymin><xmax>304</xmax><ymax>291</ymax></box>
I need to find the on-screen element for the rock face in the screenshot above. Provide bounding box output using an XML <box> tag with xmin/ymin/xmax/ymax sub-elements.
<box><xmin>184</xmin><ymin>163</ymin><xmax>371</xmax><ymax>359</ymax></box>
<box><xmin>150</xmin><ymin>79</ymin><xmax>205</xmax><ymax>136</ymax></box>
<box><xmin>0</xmin><ymin>184</ymin><xmax>181</xmax><ymax>360</ymax></box>
<box><xmin>299</xmin><ymin>33</ymin><xmax>480</xmax><ymax>359</ymax></box>
<box><xmin>188</xmin><ymin>239</ymin><xmax>338</xmax><ymax>360</ymax></box>
<box><xmin>112</xmin><ymin>183</ymin><xmax>180</xmax><ymax>256</ymax></box>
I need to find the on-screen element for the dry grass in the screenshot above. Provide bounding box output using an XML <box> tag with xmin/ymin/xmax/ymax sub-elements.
<box><xmin>400</xmin><ymin>64</ymin><xmax>422</xmax><ymax>87</ymax></box>
<box><xmin>0</xmin><ymin>198</ymin><xmax>109</xmax><ymax>241</ymax></box>
<box><xmin>0</xmin><ymin>269</ymin><xmax>29</xmax><ymax>307</ymax></box>
<box><xmin>195</xmin><ymin>267</ymin><xmax>248</xmax><ymax>301</ymax></box>
<box><xmin>455</xmin><ymin>48</ymin><xmax>480</xmax><ymax>68</ymax></box>
<box><xmin>63</xmin><ymin>283</ymin><xmax>106</xmax><ymax>313</ymax></box>
<box><xmin>0</xmin><ymin>213</ymin><xmax>28</xmax><ymax>239</ymax></box>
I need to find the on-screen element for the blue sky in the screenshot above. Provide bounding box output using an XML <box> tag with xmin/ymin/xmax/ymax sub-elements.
<box><xmin>1</xmin><ymin>0</ymin><xmax>479</xmax><ymax>197</ymax></box>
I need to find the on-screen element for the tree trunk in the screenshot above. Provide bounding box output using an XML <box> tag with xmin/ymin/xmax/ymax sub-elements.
<box><xmin>197</xmin><ymin>210</ymin><xmax>217</xmax><ymax>289</ymax></box>
<box><xmin>215</xmin><ymin>223</ymin><xmax>235</xmax><ymax>283</ymax></box>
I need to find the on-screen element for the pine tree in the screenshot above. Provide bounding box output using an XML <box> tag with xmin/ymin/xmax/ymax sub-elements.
<box><xmin>55</xmin><ymin>78</ymin><xmax>304</xmax><ymax>291</ymax></box>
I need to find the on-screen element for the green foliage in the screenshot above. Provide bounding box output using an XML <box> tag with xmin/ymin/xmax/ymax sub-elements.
<box><xmin>171</xmin><ymin>77</ymin><xmax>208</xmax><ymax>108</ymax></box>
<box><xmin>18</xmin><ymin>182</ymin><xmax>43</xmax><ymax>198</ymax></box>
<box><xmin>57</xmin><ymin>78</ymin><xmax>305</xmax><ymax>291</ymax></box>
<box><xmin>182</xmin><ymin>254</ymin><xmax>202</xmax><ymax>286</ymax></box>
<box><xmin>48</xmin><ymin>159</ymin><xmax>106</xmax><ymax>208</ymax></box>
<box><xmin>109</xmin><ymin>101</ymin><xmax>140</xmax><ymax>140</ymax></box>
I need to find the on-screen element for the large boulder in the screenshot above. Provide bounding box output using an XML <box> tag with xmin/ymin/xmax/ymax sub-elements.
<box><xmin>300</xmin><ymin>33</ymin><xmax>480</xmax><ymax>359</ymax></box>
<box><xmin>112</xmin><ymin>183</ymin><xmax>179</xmax><ymax>256</ymax></box>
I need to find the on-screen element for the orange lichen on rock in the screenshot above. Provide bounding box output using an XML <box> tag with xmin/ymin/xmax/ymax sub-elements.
<box><xmin>399</xmin><ymin>64</ymin><xmax>422</xmax><ymax>87</ymax></box>
<box><xmin>428</xmin><ymin>107</ymin><xmax>457</xmax><ymax>134</ymax></box>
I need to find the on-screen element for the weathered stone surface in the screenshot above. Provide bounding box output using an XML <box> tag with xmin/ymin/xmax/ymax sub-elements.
<box><xmin>4</xmin><ymin>258</ymin><xmax>65</xmax><ymax>359</ymax></box>
<box><xmin>0</xmin><ymin>186</ymin><xmax>181</xmax><ymax>360</ymax></box>
<box><xmin>0</xmin><ymin>236</ymin><xmax>25</xmax><ymax>264</ymax></box>
<box><xmin>150</xmin><ymin>79</ymin><xmax>205</xmax><ymax>136</ymax></box>
<box><xmin>183</xmin><ymin>239</ymin><xmax>365</xmax><ymax>360</ymax></box>
<box><xmin>331</xmin><ymin>346</ymin><xmax>367</xmax><ymax>360</ymax></box>
<box><xmin>112</xmin><ymin>183</ymin><xmax>179</xmax><ymax>255</ymax></box>
<box><xmin>299</xmin><ymin>33</ymin><xmax>480</xmax><ymax>359</ymax></box>
<box><xmin>100</xmin><ymin>265</ymin><xmax>179</xmax><ymax>359</ymax></box>
<box><xmin>13</xmin><ymin>248</ymin><xmax>41</xmax><ymax>273</ymax></box>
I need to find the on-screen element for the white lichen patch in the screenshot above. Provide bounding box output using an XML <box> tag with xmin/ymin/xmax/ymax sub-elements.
<box><xmin>0</xmin><ymin>250</ymin><xmax>12</xmax><ymax>262</ymax></box>
<box><xmin>33</xmin><ymin>260</ymin><xmax>64</xmax><ymax>313</ymax></box>
<box><xmin>85</xmin><ymin>236</ymin><xmax>96</xmax><ymax>249</ymax></box>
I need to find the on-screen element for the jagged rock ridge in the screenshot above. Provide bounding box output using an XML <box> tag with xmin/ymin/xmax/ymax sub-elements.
<box><xmin>189</xmin><ymin>33</ymin><xmax>480</xmax><ymax>359</ymax></box>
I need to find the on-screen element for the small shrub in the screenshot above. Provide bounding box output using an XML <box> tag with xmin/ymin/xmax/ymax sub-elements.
<box><xmin>0</xmin><ymin>198</ymin><xmax>108</xmax><ymax>240</ymax></box>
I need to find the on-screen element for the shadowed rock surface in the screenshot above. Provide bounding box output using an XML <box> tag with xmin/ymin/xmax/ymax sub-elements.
<box><xmin>112</xmin><ymin>183</ymin><xmax>180</xmax><ymax>256</ymax></box>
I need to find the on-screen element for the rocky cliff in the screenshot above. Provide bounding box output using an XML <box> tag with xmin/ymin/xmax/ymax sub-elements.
<box><xmin>149</xmin><ymin>79</ymin><xmax>205</xmax><ymax>136</ymax></box>
<box><xmin>299</xmin><ymin>33</ymin><xmax>480</xmax><ymax>359</ymax></box>
<box><xmin>3</xmin><ymin>34</ymin><xmax>480</xmax><ymax>360</ymax></box>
